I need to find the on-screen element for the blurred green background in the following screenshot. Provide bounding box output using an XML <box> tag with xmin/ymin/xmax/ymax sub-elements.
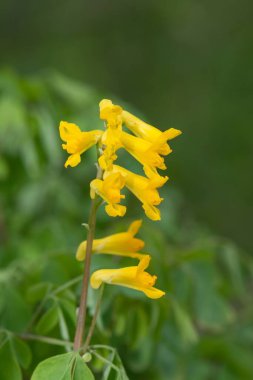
<box><xmin>1</xmin><ymin>0</ymin><xmax>253</xmax><ymax>251</ymax></box>
<box><xmin>0</xmin><ymin>1</ymin><xmax>253</xmax><ymax>379</ymax></box>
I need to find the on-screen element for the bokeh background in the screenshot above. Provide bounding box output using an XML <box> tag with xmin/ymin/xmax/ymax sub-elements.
<box><xmin>1</xmin><ymin>0</ymin><xmax>253</xmax><ymax>251</ymax></box>
<box><xmin>0</xmin><ymin>1</ymin><xmax>253</xmax><ymax>379</ymax></box>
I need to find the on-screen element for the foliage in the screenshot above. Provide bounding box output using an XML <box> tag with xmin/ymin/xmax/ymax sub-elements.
<box><xmin>1</xmin><ymin>71</ymin><xmax>253</xmax><ymax>379</ymax></box>
<box><xmin>31</xmin><ymin>352</ymin><xmax>95</xmax><ymax>380</ymax></box>
<box><xmin>1</xmin><ymin>0</ymin><xmax>253</xmax><ymax>251</ymax></box>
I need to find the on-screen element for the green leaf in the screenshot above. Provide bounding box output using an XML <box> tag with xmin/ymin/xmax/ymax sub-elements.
<box><xmin>91</xmin><ymin>346</ymin><xmax>128</xmax><ymax>380</ymax></box>
<box><xmin>73</xmin><ymin>354</ymin><xmax>95</xmax><ymax>380</ymax></box>
<box><xmin>0</xmin><ymin>285</ymin><xmax>5</xmax><ymax>314</ymax></box>
<box><xmin>114</xmin><ymin>314</ymin><xmax>126</xmax><ymax>336</ymax></box>
<box><xmin>36</xmin><ymin>304</ymin><xmax>59</xmax><ymax>335</ymax></box>
<box><xmin>31</xmin><ymin>352</ymin><xmax>74</xmax><ymax>380</ymax></box>
<box><xmin>0</xmin><ymin>97</ymin><xmax>26</xmax><ymax>154</ymax></box>
<box><xmin>27</xmin><ymin>282</ymin><xmax>51</xmax><ymax>303</ymax></box>
<box><xmin>0</xmin><ymin>286</ymin><xmax>30</xmax><ymax>332</ymax></box>
<box><xmin>58</xmin><ymin>307</ymin><xmax>71</xmax><ymax>352</ymax></box>
<box><xmin>198</xmin><ymin>337</ymin><xmax>253</xmax><ymax>378</ymax></box>
<box><xmin>35</xmin><ymin>109</ymin><xmax>61</xmax><ymax>165</ymax></box>
<box><xmin>113</xmin><ymin>351</ymin><xmax>129</xmax><ymax>380</ymax></box>
<box><xmin>60</xmin><ymin>298</ymin><xmax>77</xmax><ymax>325</ymax></box>
<box><xmin>128</xmin><ymin>336</ymin><xmax>153</xmax><ymax>372</ymax></box>
<box><xmin>171</xmin><ymin>299</ymin><xmax>198</xmax><ymax>344</ymax></box>
<box><xmin>0</xmin><ymin>340</ymin><xmax>22</xmax><ymax>380</ymax></box>
<box><xmin>186</xmin><ymin>360</ymin><xmax>211</xmax><ymax>380</ymax></box>
<box><xmin>128</xmin><ymin>307</ymin><xmax>149</xmax><ymax>349</ymax></box>
<box><xmin>20</xmin><ymin>132</ymin><xmax>40</xmax><ymax>177</ymax></box>
<box><xmin>192</xmin><ymin>262</ymin><xmax>234</xmax><ymax>328</ymax></box>
<box><xmin>222</xmin><ymin>243</ymin><xmax>245</xmax><ymax>295</ymax></box>
<box><xmin>48</xmin><ymin>72</ymin><xmax>96</xmax><ymax>108</ymax></box>
<box><xmin>31</xmin><ymin>352</ymin><xmax>95</xmax><ymax>380</ymax></box>
<box><xmin>0</xmin><ymin>157</ymin><xmax>9</xmax><ymax>179</ymax></box>
<box><xmin>11</xmin><ymin>336</ymin><xmax>32</xmax><ymax>369</ymax></box>
<box><xmin>196</xmin><ymin>292</ymin><xmax>234</xmax><ymax>329</ymax></box>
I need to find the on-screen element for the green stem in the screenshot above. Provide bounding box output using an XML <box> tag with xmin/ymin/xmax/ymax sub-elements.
<box><xmin>90</xmin><ymin>344</ymin><xmax>116</xmax><ymax>351</ymax></box>
<box><xmin>73</xmin><ymin>149</ymin><xmax>103</xmax><ymax>351</ymax></box>
<box><xmin>19</xmin><ymin>333</ymin><xmax>73</xmax><ymax>348</ymax></box>
<box><xmin>88</xmin><ymin>349</ymin><xmax>120</xmax><ymax>373</ymax></box>
<box><xmin>73</xmin><ymin>197</ymin><xmax>99</xmax><ymax>351</ymax></box>
<box><xmin>82</xmin><ymin>284</ymin><xmax>104</xmax><ymax>352</ymax></box>
<box><xmin>52</xmin><ymin>275</ymin><xmax>83</xmax><ymax>296</ymax></box>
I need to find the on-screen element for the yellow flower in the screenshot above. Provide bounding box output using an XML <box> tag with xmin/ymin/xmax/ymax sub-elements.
<box><xmin>107</xmin><ymin>165</ymin><xmax>168</xmax><ymax>221</ymax></box>
<box><xmin>76</xmin><ymin>220</ymin><xmax>144</xmax><ymax>261</ymax></box>
<box><xmin>90</xmin><ymin>172</ymin><xmax>126</xmax><ymax>217</ymax></box>
<box><xmin>98</xmin><ymin>128</ymin><xmax>122</xmax><ymax>171</ymax></box>
<box><xmin>59</xmin><ymin>121</ymin><xmax>102</xmax><ymax>168</ymax></box>
<box><xmin>119</xmin><ymin>131</ymin><xmax>167</xmax><ymax>177</ymax></box>
<box><xmin>99</xmin><ymin>99</ymin><xmax>123</xmax><ymax>170</ymax></box>
<box><xmin>99</xmin><ymin>99</ymin><xmax>122</xmax><ymax>129</ymax></box>
<box><xmin>122</xmin><ymin>110</ymin><xmax>182</xmax><ymax>155</ymax></box>
<box><xmin>97</xmin><ymin>99</ymin><xmax>181</xmax><ymax>175</ymax></box>
<box><xmin>90</xmin><ymin>255</ymin><xmax>165</xmax><ymax>299</ymax></box>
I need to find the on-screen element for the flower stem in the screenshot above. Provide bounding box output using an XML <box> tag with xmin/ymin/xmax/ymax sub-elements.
<box><xmin>82</xmin><ymin>283</ymin><xmax>104</xmax><ymax>352</ymax></box>
<box><xmin>73</xmin><ymin>196</ymin><xmax>99</xmax><ymax>351</ymax></box>
<box><xmin>88</xmin><ymin>349</ymin><xmax>119</xmax><ymax>372</ymax></box>
<box><xmin>19</xmin><ymin>333</ymin><xmax>73</xmax><ymax>348</ymax></box>
<box><xmin>73</xmin><ymin>149</ymin><xmax>103</xmax><ymax>351</ymax></box>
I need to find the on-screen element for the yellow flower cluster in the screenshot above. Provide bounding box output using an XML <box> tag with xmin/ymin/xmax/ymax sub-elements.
<box><xmin>77</xmin><ymin>220</ymin><xmax>165</xmax><ymax>299</ymax></box>
<box><xmin>59</xmin><ymin>99</ymin><xmax>181</xmax><ymax>221</ymax></box>
<box><xmin>59</xmin><ymin>99</ymin><xmax>181</xmax><ymax>299</ymax></box>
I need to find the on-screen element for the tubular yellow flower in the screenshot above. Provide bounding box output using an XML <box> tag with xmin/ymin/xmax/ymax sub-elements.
<box><xmin>90</xmin><ymin>255</ymin><xmax>165</xmax><ymax>299</ymax></box>
<box><xmin>107</xmin><ymin>165</ymin><xmax>168</xmax><ymax>221</ymax></box>
<box><xmin>122</xmin><ymin>110</ymin><xmax>182</xmax><ymax>155</ymax></box>
<box><xmin>97</xmin><ymin>99</ymin><xmax>182</xmax><ymax>176</ymax></box>
<box><xmin>99</xmin><ymin>99</ymin><xmax>123</xmax><ymax>170</ymax></box>
<box><xmin>99</xmin><ymin>99</ymin><xmax>122</xmax><ymax>129</ymax></box>
<box><xmin>76</xmin><ymin>220</ymin><xmax>144</xmax><ymax>261</ymax></box>
<box><xmin>90</xmin><ymin>172</ymin><xmax>126</xmax><ymax>217</ymax></box>
<box><xmin>59</xmin><ymin>121</ymin><xmax>103</xmax><ymax>168</ymax></box>
<box><xmin>98</xmin><ymin>128</ymin><xmax>122</xmax><ymax>171</ymax></box>
<box><xmin>119</xmin><ymin>131</ymin><xmax>167</xmax><ymax>177</ymax></box>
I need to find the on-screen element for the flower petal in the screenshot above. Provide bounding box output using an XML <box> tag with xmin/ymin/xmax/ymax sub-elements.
<box><xmin>59</xmin><ymin>121</ymin><xmax>80</xmax><ymax>141</ymax></box>
<box><xmin>90</xmin><ymin>258</ymin><xmax>165</xmax><ymax>300</ymax></box>
<box><xmin>59</xmin><ymin>121</ymin><xmax>102</xmax><ymax>168</ymax></box>
<box><xmin>128</xmin><ymin>220</ymin><xmax>142</xmax><ymax>236</ymax></box>
<box><xmin>142</xmin><ymin>203</ymin><xmax>161</xmax><ymax>221</ymax></box>
<box><xmin>65</xmin><ymin>153</ymin><xmax>81</xmax><ymax>168</ymax></box>
<box><xmin>142</xmin><ymin>287</ymin><xmax>165</xmax><ymax>299</ymax></box>
<box><xmin>105</xmin><ymin>204</ymin><xmax>126</xmax><ymax>217</ymax></box>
